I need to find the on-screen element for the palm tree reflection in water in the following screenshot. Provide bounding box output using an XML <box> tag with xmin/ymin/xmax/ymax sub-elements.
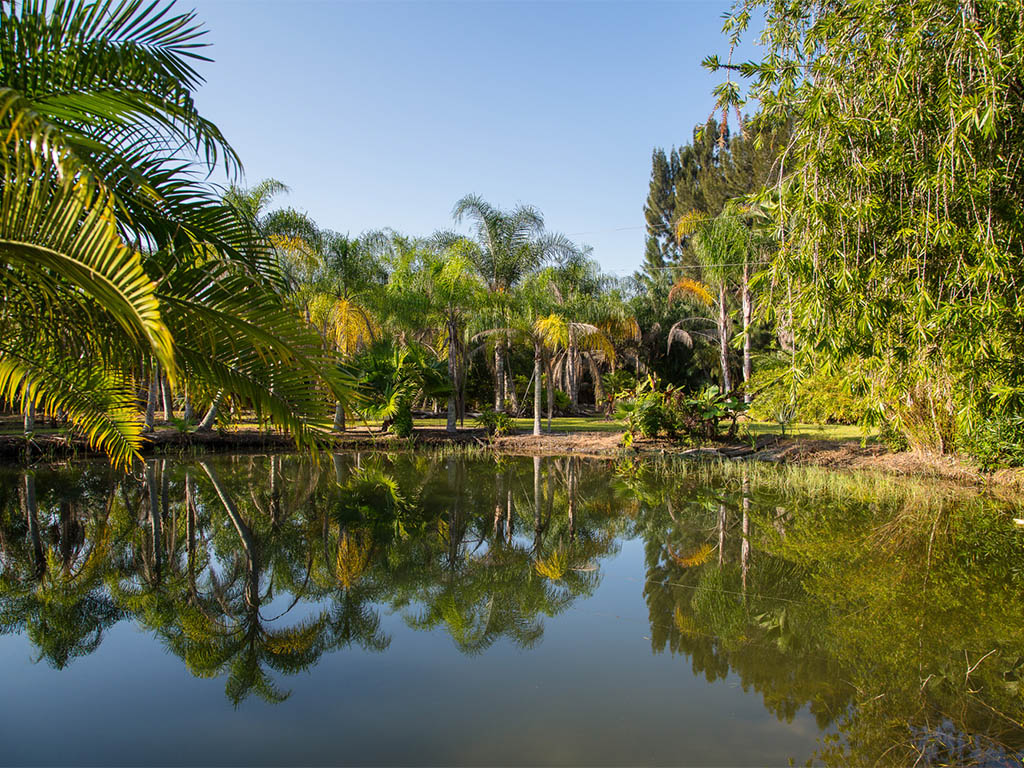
<box><xmin>0</xmin><ymin>454</ymin><xmax>617</xmax><ymax>701</ymax></box>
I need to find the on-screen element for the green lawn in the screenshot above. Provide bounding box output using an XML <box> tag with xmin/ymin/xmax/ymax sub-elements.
<box><xmin>409</xmin><ymin>416</ymin><xmax>871</xmax><ymax>439</ymax></box>
<box><xmin>389</xmin><ymin>416</ymin><xmax>625</xmax><ymax>433</ymax></box>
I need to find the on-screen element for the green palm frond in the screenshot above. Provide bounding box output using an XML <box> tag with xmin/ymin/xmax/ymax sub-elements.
<box><xmin>0</xmin><ymin>91</ymin><xmax>174</xmax><ymax>371</ymax></box>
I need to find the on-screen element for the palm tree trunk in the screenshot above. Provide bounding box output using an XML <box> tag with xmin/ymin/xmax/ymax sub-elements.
<box><xmin>568</xmin><ymin>338</ymin><xmax>579</xmax><ymax>409</ymax></box>
<box><xmin>144</xmin><ymin>374</ymin><xmax>158</xmax><ymax>432</ymax></box>
<box><xmin>185</xmin><ymin>470</ymin><xmax>197</xmax><ymax>593</ymax></box>
<box><xmin>718</xmin><ymin>283</ymin><xmax>732</xmax><ymax>392</ymax></box>
<box><xmin>742</xmin><ymin>258</ymin><xmax>753</xmax><ymax>402</ymax></box>
<box><xmin>161</xmin><ymin>373</ymin><xmax>173</xmax><ymax>421</ymax></box>
<box><xmin>183</xmin><ymin>392</ymin><xmax>194</xmax><ymax>423</ymax></box>
<box><xmin>21</xmin><ymin>471</ymin><xmax>44</xmax><ymax>578</ymax></box>
<box><xmin>200</xmin><ymin>461</ymin><xmax>259</xmax><ymax>608</ymax></box>
<box><xmin>546</xmin><ymin>359</ymin><xmax>555</xmax><ymax>432</ymax></box>
<box><xmin>146</xmin><ymin>462</ymin><xmax>162</xmax><ymax>581</ymax></box>
<box><xmin>495</xmin><ymin>340</ymin><xmax>506</xmax><ymax>411</ymax></box>
<box><xmin>446</xmin><ymin>320</ymin><xmax>458</xmax><ymax>432</ymax></box>
<box><xmin>23</xmin><ymin>398</ymin><xmax>34</xmax><ymax>435</ymax></box>
<box><xmin>586</xmin><ymin>354</ymin><xmax>606</xmax><ymax>410</ymax></box>
<box><xmin>717</xmin><ymin>502</ymin><xmax>727</xmax><ymax>565</ymax></box>
<box><xmin>197</xmin><ymin>392</ymin><xmax>221</xmax><ymax>431</ymax></box>
<box><xmin>567</xmin><ymin>458</ymin><xmax>576</xmax><ymax>541</ymax></box>
<box><xmin>333</xmin><ymin>402</ymin><xmax>346</xmax><ymax>431</ymax></box>
<box><xmin>533</xmin><ymin>341</ymin><xmax>543</xmax><ymax>435</ymax></box>
<box><xmin>505</xmin><ymin>364</ymin><xmax>519</xmax><ymax>414</ymax></box>
<box><xmin>741</xmin><ymin>471</ymin><xmax>751</xmax><ymax>597</ymax></box>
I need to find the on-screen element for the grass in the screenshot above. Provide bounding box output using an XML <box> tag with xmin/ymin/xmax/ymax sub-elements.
<box><xmin>743</xmin><ymin>422</ymin><xmax>874</xmax><ymax>441</ymax></box>
<box><xmin>404</xmin><ymin>416</ymin><xmax>868</xmax><ymax>438</ymax></box>
<box><xmin>0</xmin><ymin>414</ymin><xmax>872</xmax><ymax>442</ymax></box>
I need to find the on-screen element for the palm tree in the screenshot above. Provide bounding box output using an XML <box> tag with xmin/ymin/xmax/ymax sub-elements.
<box><xmin>415</xmin><ymin>242</ymin><xmax>483</xmax><ymax>432</ymax></box>
<box><xmin>450</xmin><ymin>195</ymin><xmax>545</xmax><ymax>411</ymax></box>
<box><xmin>0</xmin><ymin>1</ymin><xmax>345</xmax><ymax>466</ymax></box>
<box><xmin>672</xmin><ymin>207</ymin><xmax>750</xmax><ymax>392</ymax></box>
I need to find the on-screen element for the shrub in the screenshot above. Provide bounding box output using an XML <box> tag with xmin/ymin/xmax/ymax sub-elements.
<box><xmin>747</xmin><ymin>365</ymin><xmax>868</xmax><ymax>425</ymax></box>
<box><xmin>616</xmin><ymin>377</ymin><xmax>747</xmax><ymax>442</ymax></box>
<box><xmin>553</xmin><ymin>390</ymin><xmax>572</xmax><ymax>415</ymax></box>
<box><xmin>476</xmin><ymin>406</ymin><xmax>514</xmax><ymax>437</ymax></box>
<box><xmin>959</xmin><ymin>413</ymin><xmax>1024</xmax><ymax>470</ymax></box>
<box><xmin>389</xmin><ymin>400</ymin><xmax>413</xmax><ymax>438</ymax></box>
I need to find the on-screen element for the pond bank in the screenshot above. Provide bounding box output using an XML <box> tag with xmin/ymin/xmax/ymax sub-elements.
<box><xmin>2</xmin><ymin>423</ymin><xmax>1020</xmax><ymax>493</ymax></box>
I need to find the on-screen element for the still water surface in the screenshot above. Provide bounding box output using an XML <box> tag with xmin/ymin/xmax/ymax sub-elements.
<box><xmin>0</xmin><ymin>453</ymin><xmax>1022</xmax><ymax>766</ymax></box>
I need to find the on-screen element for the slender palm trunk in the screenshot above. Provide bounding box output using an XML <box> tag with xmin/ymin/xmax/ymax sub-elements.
<box><xmin>185</xmin><ymin>471</ymin><xmax>197</xmax><ymax>594</ymax></box>
<box><xmin>146</xmin><ymin>462</ymin><xmax>162</xmax><ymax>581</ymax></box>
<box><xmin>505</xmin><ymin>366</ymin><xmax>519</xmax><ymax>414</ymax></box>
<box><xmin>717</xmin><ymin>502</ymin><xmax>727</xmax><ymax>565</ymax></box>
<box><xmin>742</xmin><ymin>258</ymin><xmax>753</xmax><ymax>402</ymax></box>
<box><xmin>144</xmin><ymin>373</ymin><xmax>158</xmax><ymax>432</ymax></box>
<box><xmin>495</xmin><ymin>340</ymin><xmax>506</xmax><ymax>411</ymax></box>
<box><xmin>333</xmin><ymin>402</ymin><xmax>346</xmax><ymax>431</ymax></box>
<box><xmin>567</xmin><ymin>337</ymin><xmax>579</xmax><ymax>409</ymax></box>
<box><xmin>533</xmin><ymin>456</ymin><xmax>542</xmax><ymax>551</ymax></box>
<box><xmin>183</xmin><ymin>391</ymin><xmax>194</xmax><ymax>423</ymax></box>
<box><xmin>587</xmin><ymin>354</ymin><xmax>605</xmax><ymax>410</ymax></box>
<box><xmin>23</xmin><ymin>398</ymin><xmax>34</xmax><ymax>435</ymax></box>
<box><xmin>718</xmin><ymin>283</ymin><xmax>732</xmax><ymax>392</ymax></box>
<box><xmin>567</xmin><ymin>458</ymin><xmax>576</xmax><ymax>541</ymax></box>
<box><xmin>546</xmin><ymin>359</ymin><xmax>555</xmax><ymax>432</ymax></box>
<box><xmin>533</xmin><ymin>341</ymin><xmax>543</xmax><ymax>435</ymax></box>
<box><xmin>200</xmin><ymin>461</ymin><xmax>259</xmax><ymax>608</ymax></box>
<box><xmin>741</xmin><ymin>471</ymin><xmax>751</xmax><ymax>597</ymax></box>
<box><xmin>447</xmin><ymin>318</ymin><xmax>458</xmax><ymax>433</ymax></box>
<box><xmin>21</xmin><ymin>472</ymin><xmax>44</xmax><ymax>578</ymax></box>
<box><xmin>161</xmin><ymin>373</ymin><xmax>173</xmax><ymax>421</ymax></box>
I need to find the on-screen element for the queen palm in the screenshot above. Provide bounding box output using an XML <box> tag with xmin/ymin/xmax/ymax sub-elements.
<box><xmin>414</xmin><ymin>242</ymin><xmax>483</xmax><ymax>432</ymax></box>
<box><xmin>450</xmin><ymin>195</ymin><xmax>547</xmax><ymax>411</ymax></box>
<box><xmin>545</xmin><ymin>256</ymin><xmax>640</xmax><ymax>410</ymax></box>
<box><xmin>672</xmin><ymin>206</ymin><xmax>750</xmax><ymax>392</ymax></box>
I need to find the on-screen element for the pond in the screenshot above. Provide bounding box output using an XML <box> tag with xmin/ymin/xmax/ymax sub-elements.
<box><xmin>0</xmin><ymin>452</ymin><xmax>1022</xmax><ymax>766</ymax></box>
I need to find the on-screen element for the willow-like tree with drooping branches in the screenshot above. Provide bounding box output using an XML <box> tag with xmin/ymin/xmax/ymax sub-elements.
<box><xmin>706</xmin><ymin>0</ymin><xmax>1024</xmax><ymax>453</ymax></box>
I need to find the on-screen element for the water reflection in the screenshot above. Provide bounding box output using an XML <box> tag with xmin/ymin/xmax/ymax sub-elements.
<box><xmin>1</xmin><ymin>453</ymin><xmax>1023</xmax><ymax>766</ymax></box>
<box><xmin>0</xmin><ymin>454</ymin><xmax>622</xmax><ymax>704</ymax></box>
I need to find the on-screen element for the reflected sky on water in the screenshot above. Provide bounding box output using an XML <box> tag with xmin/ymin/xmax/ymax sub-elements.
<box><xmin>0</xmin><ymin>453</ymin><xmax>1021</xmax><ymax>766</ymax></box>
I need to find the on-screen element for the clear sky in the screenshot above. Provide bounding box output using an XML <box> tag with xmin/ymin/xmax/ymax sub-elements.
<box><xmin>190</xmin><ymin>0</ymin><xmax>739</xmax><ymax>276</ymax></box>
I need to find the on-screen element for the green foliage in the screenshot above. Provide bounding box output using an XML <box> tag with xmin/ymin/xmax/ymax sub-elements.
<box><xmin>390</xmin><ymin>400</ymin><xmax>414</xmax><ymax>438</ymax></box>
<box><xmin>746</xmin><ymin>365</ymin><xmax>869</xmax><ymax>425</ymax></box>
<box><xmin>958</xmin><ymin>413</ymin><xmax>1024</xmax><ymax>470</ymax></box>
<box><xmin>616</xmin><ymin>376</ymin><xmax>747</xmax><ymax>441</ymax></box>
<box><xmin>0</xmin><ymin>0</ymin><xmax>345</xmax><ymax>466</ymax></box>
<box><xmin>708</xmin><ymin>0</ymin><xmax>1024</xmax><ymax>453</ymax></box>
<box><xmin>475</xmin><ymin>406</ymin><xmax>514</xmax><ymax>437</ymax></box>
<box><xmin>346</xmin><ymin>340</ymin><xmax>450</xmax><ymax>428</ymax></box>
<box><xmin>553</xmin><ymin>390</ymin><xmax>572</xmax><ymax>415</ymax></box>
<box><xmin>602</xmin><ymin>370</ymin><xmax>637</xmax><ymax>399</ymax></box>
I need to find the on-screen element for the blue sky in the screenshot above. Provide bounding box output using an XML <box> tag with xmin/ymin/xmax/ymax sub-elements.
<box><xmin>190</xmin><ymin>0</ymin><xmax>739</xmax><ymax>275</ymax></box>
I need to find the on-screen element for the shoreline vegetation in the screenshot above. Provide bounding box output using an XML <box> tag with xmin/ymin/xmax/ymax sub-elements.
<box><xmin>3</xmin><ymin>0</ymin><xmax>1024</xmax><ymax>483</ymax></box>
<box><xmin>4</xmin><ymin>416</ymin><xmax>1021</xmax><ymax>495</ymax></box>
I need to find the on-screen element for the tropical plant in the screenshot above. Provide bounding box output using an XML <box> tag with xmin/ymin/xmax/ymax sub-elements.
<box><xmin>0</xmin><ymin>0</ymin><xmax>345</xmax><ymax>466</ymax></box>
<box><xmin>705</xmin><ymin>0</ymin><xmax>1024</xmax><ymax>455</ymax></box>
<box><xmin>346</xmin><ymin>340</ymin><xmax>450</xmax><ymax>435</ymax></box>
